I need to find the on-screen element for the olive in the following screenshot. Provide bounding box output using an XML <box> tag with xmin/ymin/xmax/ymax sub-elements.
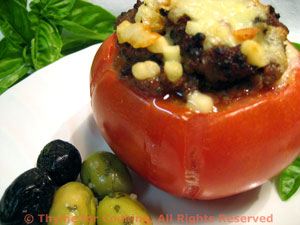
<box><xmin>0</xmin><ymin>168</ymin><xmax>55</xmax><ymax>225</ymax></box>
<box><xmin>37</xmin><ymin>139</ymin><xmax>82</xmax><ymax>186</ymax></box>
<box><xmin>48</xmin><ymin>182</ymin><xmax>97</xmax><ymax>225</ymax></box>
<box><xmin>80</xmin><ymin>151</ymin><xmax>133</xmax><ymax>199</ymax></box>
<box><xmin>97</xmin><ymin>192</ymin><xmax>152</xmax><ymax>225</ymax></box>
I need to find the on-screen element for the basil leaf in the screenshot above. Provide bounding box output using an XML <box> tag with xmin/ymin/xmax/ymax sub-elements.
<box><xmin>279</xmin><ymin>156</ymin><xmax>300</xmax><ymax>201</ymax></box>
<box><xmin>60</xmin><ymin>29</ymin><xmax>98</xmax><ymax>55</ymax></box>
<box><xmin>30</xmin><ymin>0</ymin><xmax>76</xmax><ymax>21</ymax></box>
<box><xmin>31</xmin><ymin>20</ymin><xmax>62</xmax><ymax>70</ymax></box>
<box><xmin>0</xmin><ymin>38</ymin><xmax>23</xmax><ymax>59</ymax></box>
<box><xmin>15</xmin><ymin>0</ymin><xmax>27</xmax><ymax>7</ymax></box>
<box><xmin>22</xmin><ymin>45</ymin><xmax>33</xmax><ymax>66</ymax></box>
<box><xmin>0</xmin><ymin>58</ymin><xmax>25</xmax><ymax>79</ymax></box>
<box><xmin>56</xmin><ymin>0</ymin><xmax>115</xmax><ymax>41</ymax></box>
<box><xmin>292</xmin><ymin>42</ymin><xmax>300</xmax><ymax>51</ymax></box>
<box><xmin>0</xmin><ymin>65</ymin><xmax>31</xmax><ymax>91</ymax></box>
<box><xmin>0</xmin><ymin>38</ymin><xmax>31</xmax><ymax>92</ymax></box>
<box><xmin>0</xmin><ymin>39</ymin><xmax>23</xmax><ymax>77</ymax></box>
<box><xmin>0</xmin><ymin>88</ymin><xmax>6</xmax><ymax>95</ymax></box>
<box><xmin>0</xmin><ymin>0</ymin><xmax>33</xmax><ymax>45</ymax></box>
<box><xmin>1</xmin><ymin>0</ymin><xmax>116</xmax><ymax>94</ymax></box>
<box><xmin>28</xmin><ymin>11</ymin><xmax>41</xmax><ymax>32</ymax></box>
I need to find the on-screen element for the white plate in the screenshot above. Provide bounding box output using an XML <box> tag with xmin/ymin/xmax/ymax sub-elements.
<box><xmin>1</xmin><ymin>1</ymin><xmax>300</xmax><ymax>225</ymax></box>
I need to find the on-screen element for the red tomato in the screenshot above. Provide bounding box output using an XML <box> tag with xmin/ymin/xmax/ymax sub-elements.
<box><xmin>90</xmin><ymin>34</ymin><xmax>300</xmax><ymax>199</ymax></box>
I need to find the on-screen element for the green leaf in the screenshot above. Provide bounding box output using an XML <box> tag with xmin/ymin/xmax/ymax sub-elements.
<box><xmin>30</xmin><ymin>0</ymin><xmax>76</xmax><ymax>21</ymax></box>
<box><xmin>0</xmin><ymin>87</ymin><xmax>7</xmax><ymax>95</ymax></box>
<box><xmin>0</xmin><ymin>38</ymin><xmax>31</xmax><ymax>92</ymax></box>
<box><xmin>292</xmin><ymin>42</ymin><xmax>300</xmax><ymax>51</ymax></box>
<box><xmin>22</xmin><ymin>45</ymin><xmax>33</xmax><ymax>66</ymax></box>
<box><xmin>0</xmin><ymin>65</ymin><xmax>31</xmax><ymax>89</ymax></box>
<box><xmin>56</xmin><ymin>0</ymin><xmax>116</xmax><ymax>41</ymax></box>
<box><xmin>28</xmin><ymin>11</ymin><xmax>41</xmax><ymax>32</ymax></box>
<box><xmin>0</xmin><ymin>0</ymin><xmax>33</xmax><ymax>45</ymax></box>
<box><xmin>15</xmin><ymin>0</ymin><xmax>27</xmax><ymax>7</ymax></box>
<box><xmin>60</xmin><ymin>29</ymin><xmax>99</xmax><ymax>55</ymax></box>
<box><xmin>1</xmin><ymin>0</ymin><xmax>116</xmax><ymax>94</ymax></box>
<box><xmin>0</xmin><ymin>38</ymin><xmax>23</xmax><ymax>59</ymax></box>
<box><xmin>31</xmin><ymin>20</ymin><xmax>62</xmax><ymax>70</ymax></box>
<box><xmin>0</xmin><ymin>58</ymin><xmax>24</xmax><ymax>78</ymax></box>
<box><xmin>279</xmin><ymin>156</ymin><xmax>300</xmax><ymax>201</ymax></box>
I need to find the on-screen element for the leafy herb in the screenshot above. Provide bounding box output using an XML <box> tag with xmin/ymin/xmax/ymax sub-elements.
<box><xmin>279</xmin><ymin>156</ymin><xmax>300</xmax><ymax>201</ymax></box>
<box><xmin>0</xmin><ymin>0</ymin><xmax>34</xmax><ymax>45</ymax></box>
<box><xmin>0</xmin><ymin>0</ymin><xmax>116</xmax><ymax>94</ymax></box>
<box><xmin>292</xmin><ymin>42</ymin><xmax>300</xmax><ymax>51</ymax></box>
<box><xmin>60</xmin><ymin>31</ymin><xmax>99</xmax><ymax>55</ymax></box>
<box><xmin>0</xmin><ymin>38</ymin><xmax>31</xmax><ymax>94</ymax></box>
<box><xmin>30</xmin><ymin>0</ymin><xmax>76</xmax><ymax>21</ymax></box>
<box><xmin>31</xmin><ymin>20</ymin><xmax>62</xmax><ymax>70</ymax></box>
<box><xmin>57</xmin><ymin>0</ymin><xmax>115</xmax><ymax>40</ymax></box>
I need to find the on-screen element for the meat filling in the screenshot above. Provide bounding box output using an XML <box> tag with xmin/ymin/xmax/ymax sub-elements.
<box><xmin>114</xmin><ymin>0</ymin><xmax>289</xmax><ymax>104</ymax></box>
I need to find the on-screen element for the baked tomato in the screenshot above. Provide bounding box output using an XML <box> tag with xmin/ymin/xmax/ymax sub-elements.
<box><xmin>90</xmin><ymin>34</ymin><xmax>300</xmax><ymax>199</ymax></box>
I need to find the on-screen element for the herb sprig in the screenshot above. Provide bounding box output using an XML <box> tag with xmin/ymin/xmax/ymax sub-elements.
<box><xmin>279</xmin><ymin>155</ymin><xmax>300</xmax><ymax>201</ymax></box>
<box><xmin>0</xmin><ymin>0</ymin><xmax>116</xmax><ymax>94</ymax></box>
<box><xmin>292</xmin><ymin>42</ymin><xmax>300</xmax><ymax>51</ymax></box>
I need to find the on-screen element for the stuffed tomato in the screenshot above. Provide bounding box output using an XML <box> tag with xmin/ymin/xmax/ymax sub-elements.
<box><xmin>90</xmin><ymin>0</ymin><xmax>300</xmax><ymax>199</ymax></box>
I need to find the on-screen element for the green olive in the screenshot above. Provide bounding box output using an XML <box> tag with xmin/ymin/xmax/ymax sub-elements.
<box><xmin>80</xmin><ymin>151</ymin><xmax>133</xmax><ymax>198</ymax></box>
<box><xmin>49</xmin><ymin>182</ymin><xmax>97</xmax><ymax>225</ymax></box>
<box><xmin>97</xmin><ymin>192</ymin><xmax>152</xmax><ymax>225</ymax></box>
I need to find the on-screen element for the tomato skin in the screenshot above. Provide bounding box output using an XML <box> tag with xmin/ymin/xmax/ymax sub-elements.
<box><xmin>91</xmin><ymin>34</ymin><xmax>300</xmax><ymax>199</ymax></box>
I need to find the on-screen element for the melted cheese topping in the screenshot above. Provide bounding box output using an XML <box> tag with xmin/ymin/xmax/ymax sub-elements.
<box><xmin>117</xmin><ymin>21</ymin><xmax>160</xmax><ymax>48</ymax></box>
<box><xmin>132</xmin><ymin>61</ymin><xmax>161</xmax><ymax>80</ymax></box>
<box><xmin>167</xmin><ymin>0</ymin><xmax>288</xmax><ymax>69</ymax></box>
<box><xmin>130</xmin><ymin>0</ymin><xmax>288</xmax><ymax>70</ymax></box>
<box><xmin>117</xmin><ymin>0</ymin><xmax>290</xmax><ymax>113</ymax></box>
<box><xmin>186</xmin><ymin>90</ymin><xmax>214</xmax><ymax>113</ymax></box>
<box><xmin>168</xmin><ymin>0</ymin><xmax>268</xmax><ymax>49</ymax></box>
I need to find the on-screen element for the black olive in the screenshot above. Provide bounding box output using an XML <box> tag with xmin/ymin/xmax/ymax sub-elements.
<box><xmin>0</xmin><ymin>168</ymin><xmax>55</xmax><ymax>225</ymax></box>
<box><xmin>37</xmin><ymin>139</ymin><xmax>82</xmax><ymax>186</ymax></box>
